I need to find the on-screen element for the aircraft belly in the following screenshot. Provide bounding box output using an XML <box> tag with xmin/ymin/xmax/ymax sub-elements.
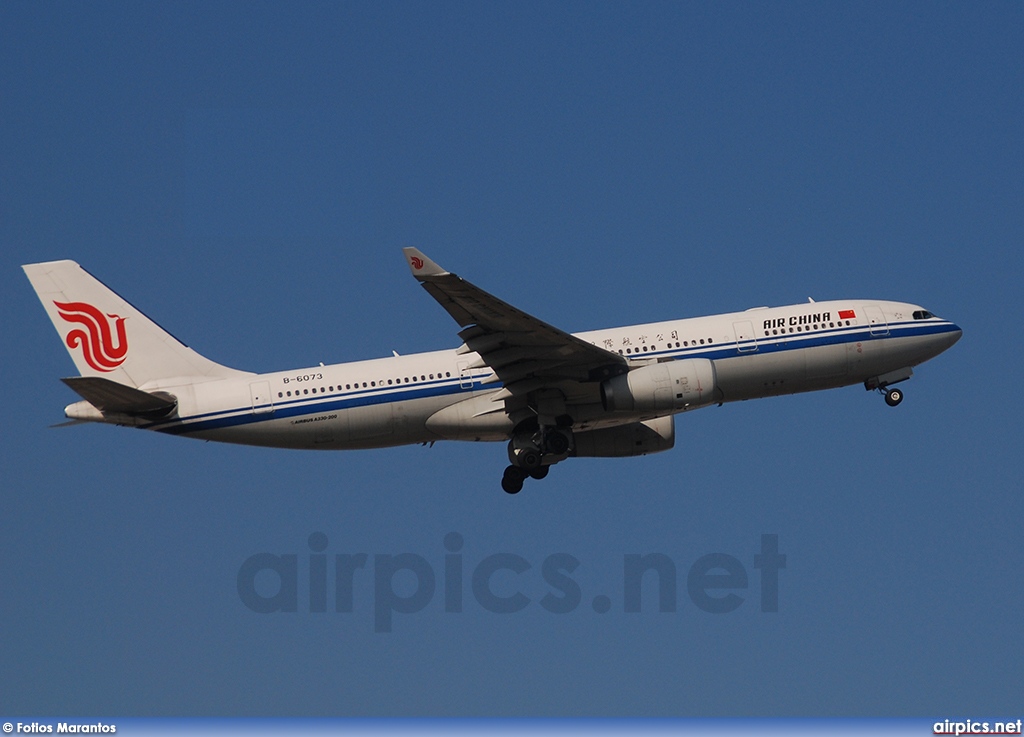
<box><xmin>177</xmin><ymin>394</ymin><xmax>456</xmax><ymax>450</ymax></box>
<box><xmin>425</xmin><ymin>390</ymin><xmax>513</xmax><ymax>441</ymax></box>
<box><xmin>714</xmin><ymin>349</ymin><xmax>809</xmax><ymax>401</ymax></box>
<box><xmin>344</xmin><ymin>403</ymin><xmax>393</xmax><ymax>441</ymax></box>
<box><xmin>714</xmin><ymin>332</ymin><xmax>953</xmax><ymax>402</ymax></box>
<box><xmin>326</xmin><ymin>394</ymin><xmax>454</xmax><ymax>448</ymax></box>
<box><xmin>846</xmin><ymin>333</ymin><xmax>949</xmax><ymax>378</ymax></box>
<box><xmin>806</xmin><ymin>342</ymin><xmax>850</xmax><ymax>380</ymax></box>
<box><xmin>184</xmin><ymin>416</ymin><xmax>321</xmax><ymax>449</ymax></box>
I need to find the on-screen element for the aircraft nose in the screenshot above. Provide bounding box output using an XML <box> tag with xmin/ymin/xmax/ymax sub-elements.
<box><xmin>942</xmin><ymin>324</ymin><xmax>963</xmax><ymax>350</ymax></box>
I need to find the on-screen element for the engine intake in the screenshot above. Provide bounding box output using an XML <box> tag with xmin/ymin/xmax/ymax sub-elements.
<box><xmin>601</xmin><ymin>358</ymin><xmax>717</xmax><ymax>413</ymax></box>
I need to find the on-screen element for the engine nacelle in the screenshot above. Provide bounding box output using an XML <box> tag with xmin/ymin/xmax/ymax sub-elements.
<box><xmin>572</xmin><ymin>416</ymin><xmax>675</xmax><ymax>457</ymax></box>
<box><xmin>600</xmin><ymin>358</ymin><xmax>717</xmax><ymax>413</ymax></box>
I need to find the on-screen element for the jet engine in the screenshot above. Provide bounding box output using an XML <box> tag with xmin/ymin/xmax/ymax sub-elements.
<box><xmin>600</xmin><ymin>358</ymin><xmax>717</xmax><ymax>413</ymax></box>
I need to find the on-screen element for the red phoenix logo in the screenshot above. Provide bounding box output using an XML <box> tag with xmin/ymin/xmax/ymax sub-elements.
<box><xmin>410</xmin><ymin>256</ymin><xmax>424</xmax><ymax>270</ymax></box>
<box><xmin>54</xmin><ymin>301</ymin><xmax>128</xmax><ymax>372</ymax></box>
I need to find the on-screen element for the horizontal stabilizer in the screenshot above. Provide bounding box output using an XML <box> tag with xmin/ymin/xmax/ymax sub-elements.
<box><xmin>49</xmin><ymin>419</ymin><xmax>91</xmax><ymax>428</ymax></box>
<box><xmin>61</xmin><ymin>376</ymin><xmax>177</xmax><ymax>418</ymax></box>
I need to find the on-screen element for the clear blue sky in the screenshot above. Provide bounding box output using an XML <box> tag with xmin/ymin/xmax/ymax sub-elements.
<box><xmin>2</xmin><ymin>1</ymin><xmax>1021</xmax><ymax>717</ymax></box>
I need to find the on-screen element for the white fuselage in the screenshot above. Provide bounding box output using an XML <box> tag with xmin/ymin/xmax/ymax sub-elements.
<box><xmin>89</xmin><ymin>299</ymin><xmax>959</xmax><ymax>450</ymax></box>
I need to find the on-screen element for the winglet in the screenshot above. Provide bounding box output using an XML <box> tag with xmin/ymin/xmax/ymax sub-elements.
<box><xmin>402</xmin><ymin>247</ymin><xmax>449</xmax><ymax>279</ymax></box>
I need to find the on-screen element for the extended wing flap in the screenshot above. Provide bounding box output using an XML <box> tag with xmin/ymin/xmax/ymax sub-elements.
<box><xmin>403</xmin><ymin>248</ymin><xmax>626</xmax><ymax>391</ymax></box>
<box><xmin>61</xmin><ymin>376</ymin><xmax>177</xmax><ymax>417</ymax></box>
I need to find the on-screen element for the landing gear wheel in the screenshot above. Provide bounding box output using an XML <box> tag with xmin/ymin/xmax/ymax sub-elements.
<box><xmin>516</xmin><ymin>448</ymin><xmax>542</xmax><ymax>470</ymax></box>
<box><xmin>528</xmin><ymin>466</ymin><xmax>549</xmax><ymax>480</ymax></box>
<box><xmin>502</xmin><ymin>465</ymin><xmax>526</xmax><ymax>494</ymax></box>
<box><xmin>501</xmin><ymin>476</ymin><xmax>523</xmax><ymax>494</ymax></box>
<box><xmin>885</xmin><ymin>388</ymin><xmax>903</xmax><ymax>407</ymax></box>
<box><xmin>544</xmin><ymin>431</ymin><xmax>570</xmax><ymax>456</ymax></box>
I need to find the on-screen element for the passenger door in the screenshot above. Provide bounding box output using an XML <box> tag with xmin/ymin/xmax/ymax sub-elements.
<box><xmin>861</xmin><ymin>305</ymin><xmax>889</xmax><ymax>337</ymax></box>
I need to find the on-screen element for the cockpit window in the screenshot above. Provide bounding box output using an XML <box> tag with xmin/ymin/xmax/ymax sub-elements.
<box><xmin>913</xmin><ymin>310</ymin><xmax>935</xmax><ymax>320</ymax></box>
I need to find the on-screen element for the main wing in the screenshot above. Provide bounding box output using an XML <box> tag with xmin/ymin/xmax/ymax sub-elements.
<box><xmin>402</xmin><ymin>248</ymin><xmax>627</xmax><ymax>398</ymax></box>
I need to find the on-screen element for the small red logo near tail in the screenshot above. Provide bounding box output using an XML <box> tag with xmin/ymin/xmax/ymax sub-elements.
<box><xmin>410</xmin><ymin>256</ymin><xmax>424</xmax><ymax>270</ymax></box>
<box><xmin>54</xmin><ymin>301</ymin><xmax>128</xmax><ymax>372</ymax></box>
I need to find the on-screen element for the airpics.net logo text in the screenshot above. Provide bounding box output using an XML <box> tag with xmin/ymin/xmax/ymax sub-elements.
<box><xmin>237</xmin><ymin>533</ymin><xmax>786</xmax><ymax>632</ymax></box>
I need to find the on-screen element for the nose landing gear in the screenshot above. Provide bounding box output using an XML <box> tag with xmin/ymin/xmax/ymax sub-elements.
<box><xmin>884</xmin><ymin>387</ymin><xmax>903</xmax><ymax>407</ymax></box>
<box><xmin>865</xmin><ymin>367</ymin><xmax>913</xmax><ymax>408</ymax></box>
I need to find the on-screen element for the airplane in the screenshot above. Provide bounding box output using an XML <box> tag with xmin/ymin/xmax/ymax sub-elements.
<box><xmin>24</xmin><ymin>249</ymin><xmax>962</xmax><ymax>494</ymax></box>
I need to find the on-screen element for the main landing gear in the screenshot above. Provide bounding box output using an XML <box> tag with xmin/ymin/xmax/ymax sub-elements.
<box><xmin>500</xmin><ymin>427</ymin><xmax>570</xmax><ymax>494</ymax></box>
<box><xmin>502</xmin><ymin>463</ymin><xmax>550</xmax><ymax>494</ymax></box>
<box><xmin>501</xmin><ymin>466</ymin><xmax>529</xmax><ymax>494</ymax></box>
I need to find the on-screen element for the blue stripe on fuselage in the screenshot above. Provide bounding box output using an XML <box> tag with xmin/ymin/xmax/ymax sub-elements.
<box><xmin>150</xmin><ymin>378</ymin><xmax>472</xmax><ymax>436</ymax></box>
<box><xmin>151</xmin><ymin>320</ymin><xmax>959</xmax><ymax>437</ymax></box>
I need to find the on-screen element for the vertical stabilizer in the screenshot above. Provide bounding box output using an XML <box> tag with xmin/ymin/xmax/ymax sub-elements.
<box><xmin>23</xmin><ymin>260</ymin><xmax>250</xmax><ymax>388</ymax></box>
